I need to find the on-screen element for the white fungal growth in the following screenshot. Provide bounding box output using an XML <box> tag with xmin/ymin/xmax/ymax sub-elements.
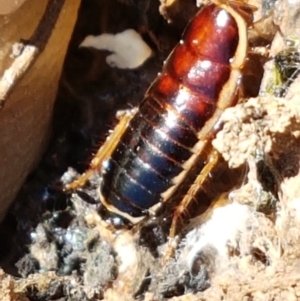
<box><xmin>80</xmin><ymin>29</ymin><xmax>152</xmax><ymax>69</ymax></box>
<box><xmin>113</xmin><ymin>231</ymin><xmax>138</xmax><ymax>274</ymax></box>
<box><xmin>179</xmin><ymin>202</ymin><xmax>252</xmax><ymax>270</ymax></box>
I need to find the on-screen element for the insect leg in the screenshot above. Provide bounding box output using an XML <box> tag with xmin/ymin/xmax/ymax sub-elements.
<box><xmin>65</xmin><ymin>108</ymin><xmax>137</xmax><ymax>191</ymax></box>
<box><xmin>165</xmin><ymin>148</ymin><xmax>221</xmax><ymax>259</ymax></box>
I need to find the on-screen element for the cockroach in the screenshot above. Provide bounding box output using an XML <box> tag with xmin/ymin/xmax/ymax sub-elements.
<box><xmin>66</xmin><ymin>0</ymin><xmax>252</xmax><ymax>240</ymax></box>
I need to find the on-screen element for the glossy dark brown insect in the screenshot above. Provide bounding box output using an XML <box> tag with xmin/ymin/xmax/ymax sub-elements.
<box><xmin>66</xmin><ymin>0</ymin><xmax>251</xmax><ymax>236</ymax></box>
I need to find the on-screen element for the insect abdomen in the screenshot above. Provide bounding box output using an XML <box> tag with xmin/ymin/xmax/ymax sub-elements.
<box><xmin>100</xmin><ymin>3</ymin><xmax>242</xmax><ymax>224</ymax></box>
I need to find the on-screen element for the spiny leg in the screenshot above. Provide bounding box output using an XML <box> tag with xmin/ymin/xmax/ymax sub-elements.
<box><xmin>65</xmin><ymin>109</ymin><xmax>136</xmax><ymax>191</ymax></box>
<box><xmin>164</xmin><ymin>148</ymin><xmax>221</xmax><ymax>260</ymax></box>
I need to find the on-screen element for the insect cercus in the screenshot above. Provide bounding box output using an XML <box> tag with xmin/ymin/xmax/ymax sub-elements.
<box><xmin>66</xmin><ymin>0</ymin><xmax>253</xmax><ymax>242</ymax></box>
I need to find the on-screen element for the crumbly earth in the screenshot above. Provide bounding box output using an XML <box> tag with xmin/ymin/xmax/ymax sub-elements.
<box><xmin>212</xmin><ymin>97</ymin><xmax>300</xmax><ymax>169</ymax></box>
<box><xmin>0</xmin><ymin>270</ymin><xmax>28</xmax><ymax>301</ymax></box>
